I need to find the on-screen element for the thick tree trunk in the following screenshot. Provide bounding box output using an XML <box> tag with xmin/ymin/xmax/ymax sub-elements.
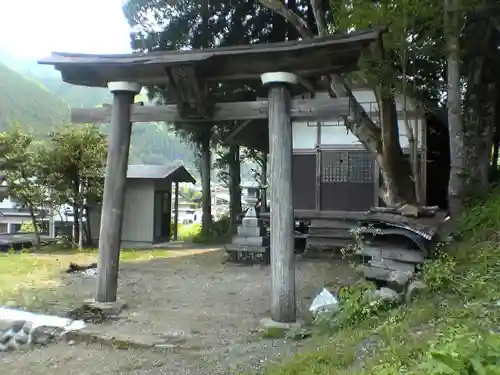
<box><xmin>200</xmin><ymin>133</ymin><xmax>212</xmax><ymax>234</ymax></box>
<box><xmin>462</xmin><ymin>20</ymin><xmax>496</xmax><ymax>198</ymax></box>
<box><xmin>228</xmin><ymin>144</ymin><xmax>241</xmax><ymax>232</ymax></box>
<box><xmin>257</xmin><ymin>0</ymin><xmax>416</xmax><ymax>206</ymax></box>
<box><xmin>445</xmin><ymin>0</ymin><xmax>465</xmax><ymax>216</ymax></box>
<box><xmin>377</xmin><ymin>89</ymin><xmax>416</xmax><ymax>205</ymax></box>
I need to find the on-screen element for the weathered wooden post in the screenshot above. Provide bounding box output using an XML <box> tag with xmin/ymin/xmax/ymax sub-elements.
<box><xmin>96</xmin><ymin>81</ymin><xmax>141</xmax><ymax>303</ymax></box>
<box><xmin>173</xmin><ymin>182</ymin><xmax>179</xmax><ymax>241</ymax></box>
<box><xmin>261</xmin><ymin>72</ymin><xmax>297</xmax><ymax>323</ymax></box>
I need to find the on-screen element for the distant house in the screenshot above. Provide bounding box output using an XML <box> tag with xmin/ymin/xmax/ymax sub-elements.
<box><xmin>89</xmin><ymin>164</ymin><xmax>196</xmax><ymax>248</ymax></box>
<box><xmin>0</xmin><ymin>198</ymin><xmax>45</xmax><ymax>234</ymax></box>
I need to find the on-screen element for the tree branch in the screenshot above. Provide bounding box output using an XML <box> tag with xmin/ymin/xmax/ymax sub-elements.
<box><xmin>257</xmin><ymin>0</ymin><xmax>383</xmax><ymax>156</ymax></box>
<box><xmin>258</xmin><ymin>0</ymin><xmax>313</xmax><ymax>38</ymax></box>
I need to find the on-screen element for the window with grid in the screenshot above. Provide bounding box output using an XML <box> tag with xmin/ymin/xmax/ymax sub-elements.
<box><xmin>348</xmin><ymin>151</ymin><xmax>374</xmax><ymax>183</ymax></box>
<box><xmin>321</xmin><ymin>151</ymin><xmax>349</xmax><ymax>182</ymax></box>
<box><xmin>321</xmin><ymin>150</ymin><xmax>374</xmax><ymax>183</ymax></box>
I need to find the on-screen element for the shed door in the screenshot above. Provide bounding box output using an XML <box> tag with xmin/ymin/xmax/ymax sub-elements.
<box><xmin>293</xmin><ymin>154</ymin><xmax>316</xmax><ymax>210</ymax></box>
<box><xmin>154</xmin><ymin>190</ymin><xmax>172</xmax><ymax>241</ymax></box>
<box><xmin>320</xmin><ymin>150</ymin><xmax>375</xmax><ymax>211</ymax></box>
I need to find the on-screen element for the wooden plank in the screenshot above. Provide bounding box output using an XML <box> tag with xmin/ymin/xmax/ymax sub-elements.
<box><xmin>71</xmin><ymin>97</ymin><xmax>351</xmax><ymax>124</ymax></box>
<box><xmin>260</xmin><ymin>209</ymin><xmax>366</xmax><ymax>221</ymax></box>
<box><xmin>357</xmin><ymin>245</ymin><xmax>425</xmax><ymax>263</ymax></box>
<box><xmin>309</xmin><ymin>219</ymin><xmax>356</xmax><ymax>229</ymax></box>
<box><xmin>268</xmin><ymin>82</ymin><xmax>296</xmax><ymax>323</ymax></box>
<box><xmin>306</xmin><ymin>237</ymin><xmax>352</xmax><ymax>249</ymax></box>
<box><xmin>307</xmin><ymin>228</ymin><xmax>353</xmax><ymax>239</ymax></box>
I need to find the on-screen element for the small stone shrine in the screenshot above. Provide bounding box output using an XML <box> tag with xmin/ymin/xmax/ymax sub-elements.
<box><xmin>225</xmin><ymin>186</ymin><xmax>270</xmax><ymax>264</ymax></box>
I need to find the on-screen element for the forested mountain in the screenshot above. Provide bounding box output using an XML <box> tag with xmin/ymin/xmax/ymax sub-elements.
<box><xmin>0</xmin><ymin>52</ymin><xmax>198</xmax><ymax>170</ymax></box>
<box><xmin>0</xmin><ymin>62</ymin><xmax>70</xmax><ymax>132</ymax></box>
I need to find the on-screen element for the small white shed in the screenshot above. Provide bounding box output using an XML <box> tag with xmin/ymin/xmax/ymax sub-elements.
<box><xmin>89</xmin><ymin>164</ymin><xmax>196</xmax><ymax>249</ymax></box>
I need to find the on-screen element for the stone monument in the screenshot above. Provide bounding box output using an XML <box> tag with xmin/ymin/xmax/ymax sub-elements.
<box><xmin>225</xmin><ymin>186</ymin><xmax>269</xmax><ymax>263</ymax></box>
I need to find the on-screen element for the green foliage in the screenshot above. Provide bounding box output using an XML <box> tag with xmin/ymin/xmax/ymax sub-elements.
<box><xmin>0</xmin><ymin>127</ymin><xmax>46</xmax><ymax>236</ymax></box>
<box><xmin>263</xmin><ymin>187</ymin><xmax>500</xmax><ymax>375</ymax></box>
<box><xmin>0</xmin><ymin>63</ymin><xmax>70</xmax><ymax>133</ymax></box>
<box><xmin>177</xmin><ymin>215</ymin><xmax>231</xmax><ymax>244</ymax></box>
<box><xmin>179</xmin><ymin>186</ymin><xmax>202</xmax><ymax>204</ymax></box>
<box><xmin>20</xmin><ymin>221</ymin><xmax>40</xmax><ymax>233</ymax></box>
<box><xmin>422</xmin><ymin>250</ymin><xmax>457</xmax><ymax>293</ymax></box>
<box><xmin>37</xmin><ymin>124</ymin><xmax>107</xmax><ymax>209</ymax></box>
<box><xmin>314</xmin><ymin>280</ymin><xmax>397</xmax><ymax>333</ymax></box>
<box><xmin>416</xmin><ymin>328</ymin><xmax>500</xmax><ymax>375</ymax></box>
<box><xmin>331</xmin><ymin>0</ymin><xmax>446</xmax><ymax>103</ymax></box>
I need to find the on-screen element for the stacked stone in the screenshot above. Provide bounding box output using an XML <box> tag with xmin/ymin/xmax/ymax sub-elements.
<box><xmin>0</xmin><ymin>320</ymin><xmax>61</xmax><ymax>352</ymax></box>
<box><xmin>225</xmin><ymin>188</ymin><xmax>270</xmax><ymax>263</ymax></box>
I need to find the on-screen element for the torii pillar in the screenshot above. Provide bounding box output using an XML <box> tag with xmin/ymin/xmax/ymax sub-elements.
<box><xmin>261</xmin><ymin>72</ymin><xmax>297</xmax><ymax>324</ymax></box>
<box><xmin>95</xmin><ymin>81</ymin><xmax>142</xmax><ymax>303</ymax></box>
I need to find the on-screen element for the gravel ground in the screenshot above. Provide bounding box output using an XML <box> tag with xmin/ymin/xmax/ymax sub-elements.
<box><xmin>0</xmin><ymin>249</ymin><xmax>357</xmax><ymax>374</ymax></box>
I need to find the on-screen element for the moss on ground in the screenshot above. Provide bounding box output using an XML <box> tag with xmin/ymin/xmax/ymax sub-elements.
<box><xmin>260</xmin><ymin>189</ymin><xmax>500</xmax><ymax>375</ymax></box>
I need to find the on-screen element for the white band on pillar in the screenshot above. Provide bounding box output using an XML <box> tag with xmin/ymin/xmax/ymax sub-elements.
<box><xmin>261</xmin><ymin>72</ymin><xmax>298</xmax><ymax>86</ymax></box>
<box><xmin>108</xmin><ymin>81</ymin><xmax>142</xmax><ymax>94</ymax></box>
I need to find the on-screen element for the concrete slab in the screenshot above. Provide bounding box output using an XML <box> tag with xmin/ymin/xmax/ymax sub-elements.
<box><xmin>61</xmin><ymin>327</ymin><xmax>197</xmax><ymax>351</ymax></box>
<box><xmin>83</xmin><ymin>299</ymin><xmax>127</xmax><ymax>316</ymax></box>
<box><xmin>259</xmin><ymin>317</ymin><xmax>303</xmax><ymax>331</ymax></box>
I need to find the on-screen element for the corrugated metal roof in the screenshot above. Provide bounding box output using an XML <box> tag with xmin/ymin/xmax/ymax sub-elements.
<box><xmin>126</xmin><ymin>164</ymin><xmax>196</xmax><ymax>184</ymax></box>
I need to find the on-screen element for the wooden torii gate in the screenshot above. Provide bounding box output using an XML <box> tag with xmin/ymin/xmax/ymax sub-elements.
<box><xmin>38</xmin><ymin>28</ymin><xmax>383</xmax><ymax>325</ymax></box>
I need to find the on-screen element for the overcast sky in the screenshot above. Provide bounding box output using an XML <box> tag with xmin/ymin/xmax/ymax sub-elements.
<box><xmin>1</xmin><ymin>0</ymin><xmax>132</xmax><ymax>58</ymax></box>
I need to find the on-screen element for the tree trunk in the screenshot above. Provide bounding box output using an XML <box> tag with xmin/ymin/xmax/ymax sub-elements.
<box><xmin>84</xmin><ymin>205</ymin><xmax>92</xmax><ymax>247</ymax></box>
<box><xmin>200</xmin><ymin>132</ymin><xmax>212</xmax><ymax>234</ymax></box>
<box><xmin>29</xmin><ymin>206</ymin><xmax>40</xmax><ymax>251</ymax></box>
<box><xmin>78</xmin><ymin>207</ymin><xmax>83</xmax><ymax>250</ymax></box>
<box><xmin>377</xmin><ymin>89</ymin><xmax>416</xmax><ymax>205</ymax></box>
<box><xmin>445</xmin><ymin>0</ymin><xmax>464</xmax><ymax>216</ymax></box>
<box><xmin>72</xmin><ymin>203</ymin><xmax>79</xmax><ymax>249</ymax></box>
<box><xmin>462</xmin><ymin>20</ymin><xmax>496</xmax><ymax>198</ymax></box>
<box><xmin>490</xmin><ymin>96</ymin><xmax>500</xmax><ymax>180</ymax></box>
<box><xmin>228</xmin><ymin>145</ymin><xmax>241</xmax><ymax>232</ymax></box>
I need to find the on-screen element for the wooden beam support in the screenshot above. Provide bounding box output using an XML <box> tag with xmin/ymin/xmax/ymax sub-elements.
<box><xmin>95</xmin><ymin>81</ymin><xmax>141</xmax><ymax>303</ymax></box>
<box><xmin>296</xmin><ymin>76</ymin><xmax>315</xmax><ymax>95</ymax></box>
<box><xmin>223</xmin><ymin>120</ymin><xmax>253</xmax><ymax>144</ymax></box>
<box><xmin>71</xmin><ymin>97</ymin><xmax>351</xmax><ymax>124</ymax></box>
<box><xmin>262</xmin><ymin>72</ymin><xmax>296</xmax><ymax>323</ymax></box>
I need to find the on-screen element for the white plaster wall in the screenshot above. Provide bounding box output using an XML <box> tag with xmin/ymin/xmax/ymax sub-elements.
<box><xmin>90</xmin><ymin>179</ymin><xmax>155</xmax><ymax>247</ymax></box>
<box><xmin>292</xmin><ymin>121</ymin><xmax>317</xmax><ymax>149</ymax></box>
<box><xmin>291</xmin><ymin>89</ymin><xmax>425</xmax><ymax>149</ymax></box>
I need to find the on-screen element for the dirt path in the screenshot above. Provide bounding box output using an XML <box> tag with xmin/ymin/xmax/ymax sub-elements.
<box><xmin>1</xmin><ymin>249</ymin><xmax>356</xmax><ymax>374</ymax></box>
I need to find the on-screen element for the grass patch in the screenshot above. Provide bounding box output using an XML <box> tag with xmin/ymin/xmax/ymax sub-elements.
<box><xmin>260</xmin><ymin>188</ymin><xmax>500</xmax><ymax>375</ymax></box>
<box><xmin>0</xmin><ymin>247</ymin><xmax>176</xmax><ymax>310</ymax></box>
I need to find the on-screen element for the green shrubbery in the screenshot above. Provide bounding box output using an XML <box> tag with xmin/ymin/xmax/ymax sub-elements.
<box><xmin>177</xmin><ymin>214</ymin><xmax>232</xmax><ymax>244</ymax></box>
<box><xmin>263</xmin><ymin>188</ymin><xmax>500</xmax><ymax>375</ymax></box>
